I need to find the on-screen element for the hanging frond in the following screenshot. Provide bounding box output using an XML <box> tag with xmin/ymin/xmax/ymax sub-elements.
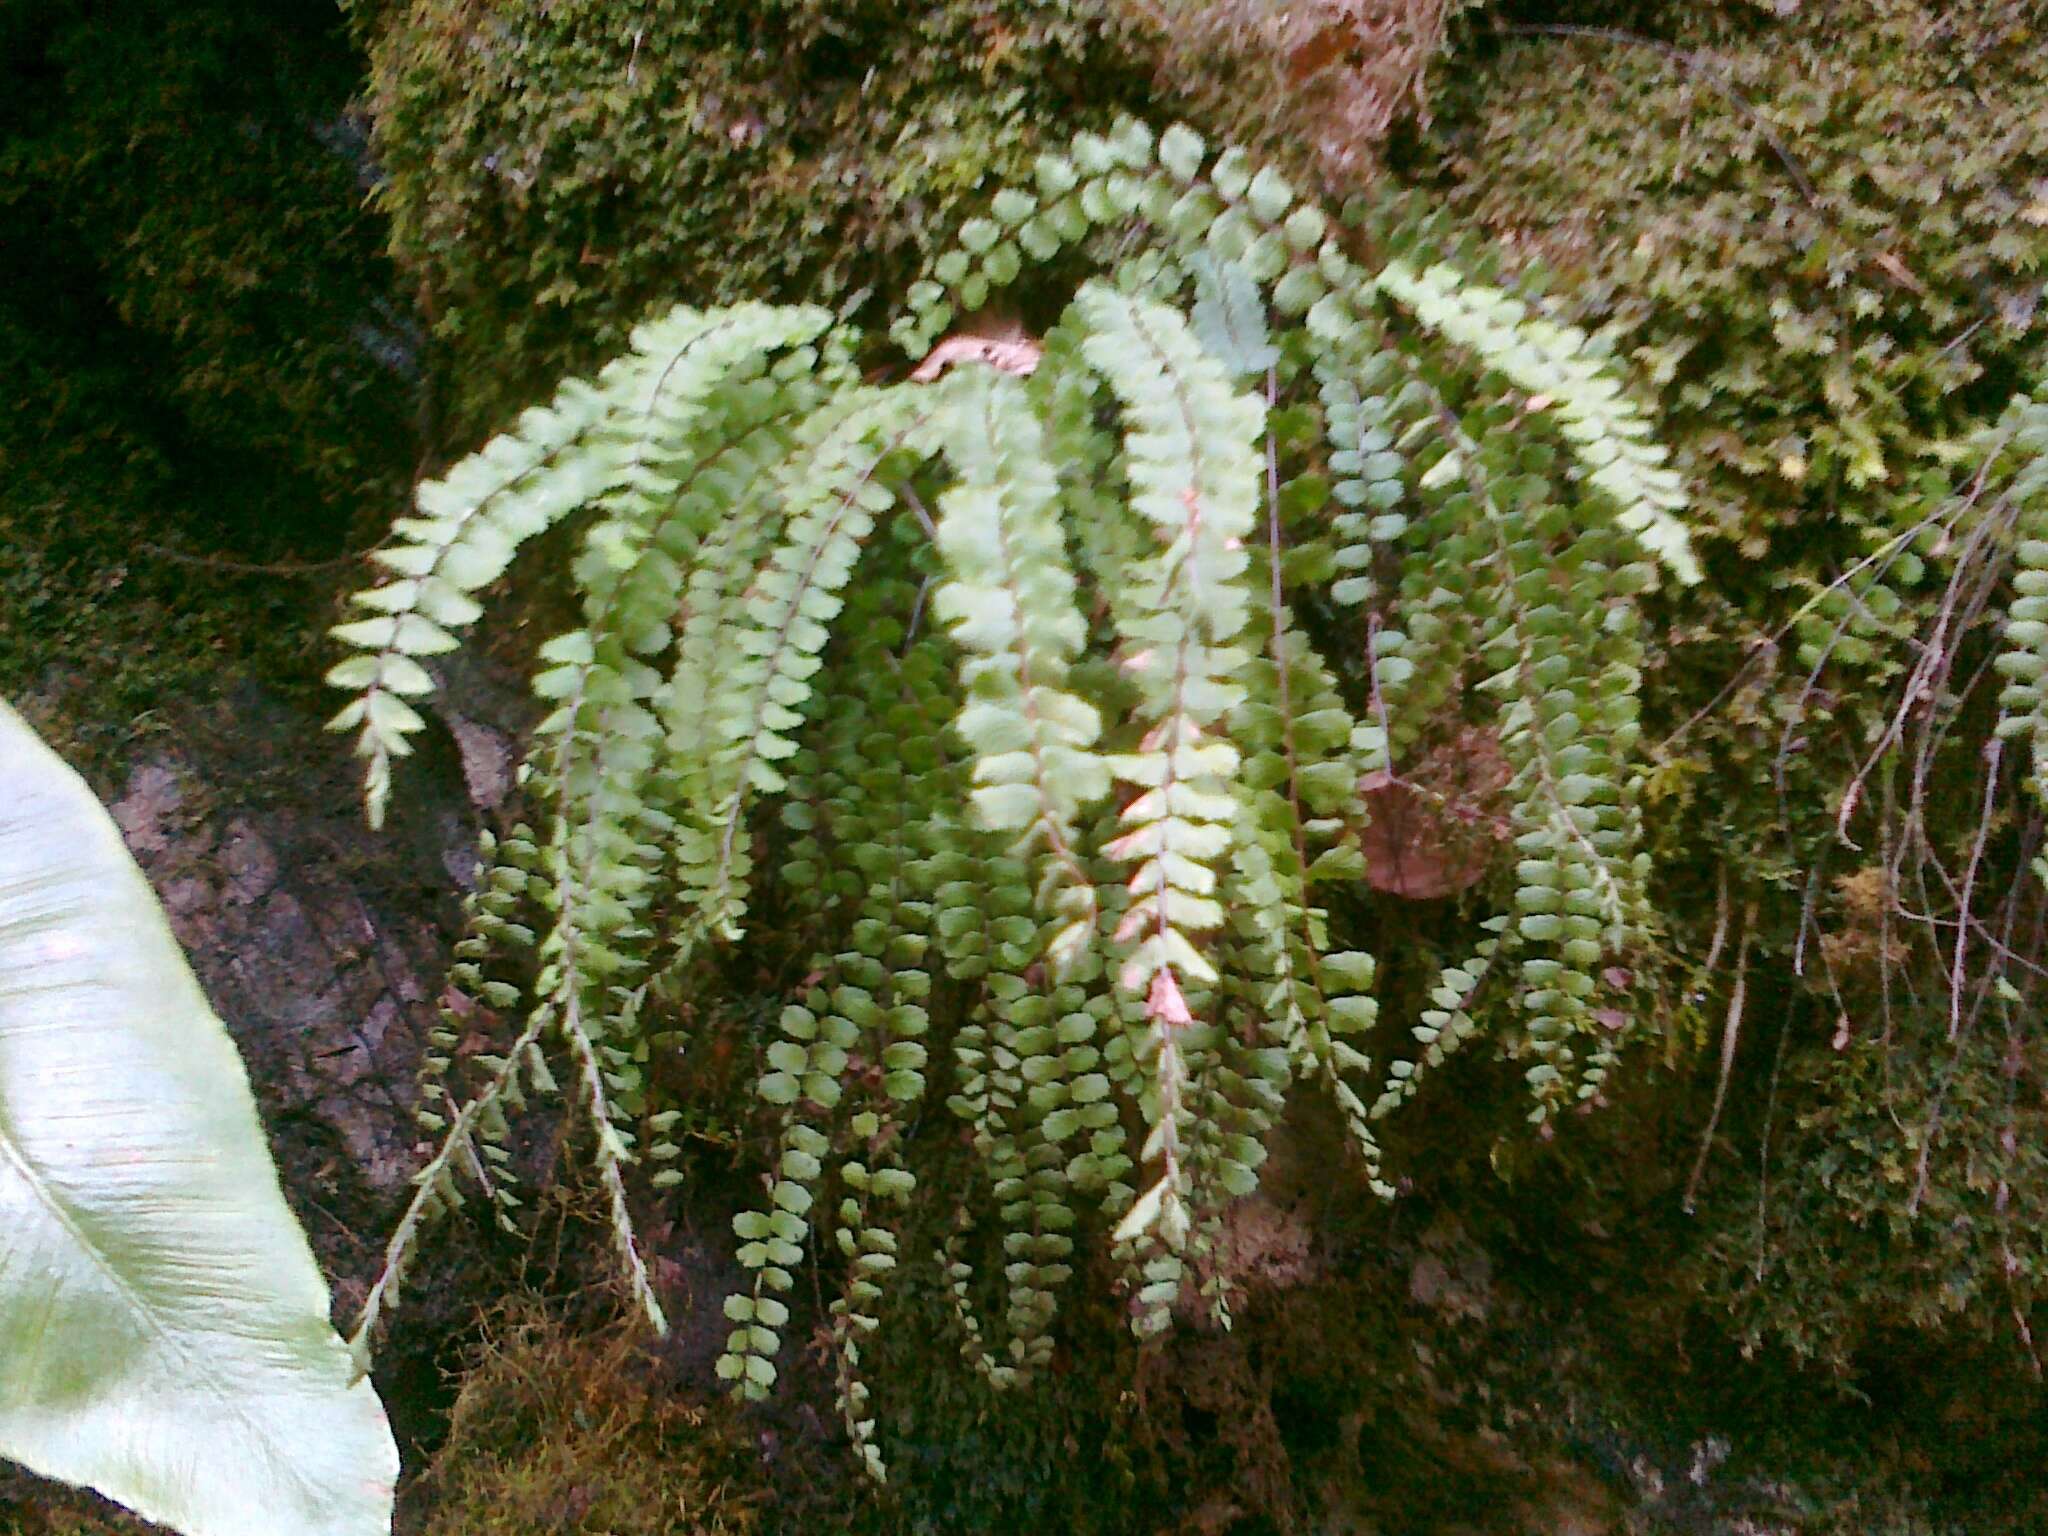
<box><xmin>329</xmin><ymin>304</ymin><xmax>835</xmax><ymax>826</ymax></box>
<box><xmin>929</xmin><ymin>367</ymin><xmax>1111</xmax><ymax>971</ymax></box>
<box><xmin>1072</xmin><ymin>282</ymin><xmax>1266</xmax><ymax>1256</ymax></box>
<box><xmin>1988</xmin><ymin>396</ymin><xmax>2048</xmax><ymax>802</ymax></box>
<box><xmin>677</xmin><ymin>388</ymin><xmax>923</xmax><ymax>950</ymax></box>
<box><xmin>1374</xmin><ymin>258</ymin><xmax>1700</xmax><ymax>587</ymax></box>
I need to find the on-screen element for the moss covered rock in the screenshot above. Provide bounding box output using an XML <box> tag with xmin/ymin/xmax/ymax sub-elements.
<box><xmin>1414</xmin><ymin>0</ymin><xmax>2048</xmax><ymax>1373</ymax></box>
<box><xmin>364</xmin><ymin>0</ymin><xmax>1164</xmax><ymax>433</ymax></box>
<box><xmin>410</xmin><ymin>1303</ymin><xmax>773</xmax><ymax>1535</ymax></box>
<box><xmin>1424</xmin><ymin>1</ymin><xmax>2048</xmax><ymax>552</ymax></box>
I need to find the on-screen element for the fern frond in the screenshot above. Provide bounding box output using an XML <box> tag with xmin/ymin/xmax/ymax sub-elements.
<box><xmin>1376</xmin><ymin>257</ymin><xmax>1699</xmax><ymax>587</ymax></box>
<box><xmin>347</xmin><ymin>1000</ymin><xmax>553</xmax><ymax>1364</ymax></box>
<box><xmin>1409</xmin><ymin>377</ymin><xmax>1651</xmax><ymax>1111</ymax></box>
<box><xmin>658</xmin><ymin>383</ymin><xmax>875</xmax><ymax>769</ymax></box>
<box><xmin>328</xmin><ymin>304</ymin><xmax>830</xmax><ymax>825</ymax></box>
<box><xmin>1071</xmin><ymin>281</ymin><xmax>1265</xmax><ymax>1252</ymax></box>
<box><xmin>1317</xmin><ymin>352</ymin><xmax>1413</xmax><ymax>612</ymax></box>
<box><xmin>1370</xmin><ymin>924</ymin><xmax>1507</xmax><ymax>1119</ymax></box>
<box><xmin>1174</xmin><ymin>995</ymin><xmax>1292</xmax><ymax>1328</ymax></box>
<box><xmin>930</xmin><ymin>367</ymin><xmax>1112</xmax><ymax>972</ymax></box>
<box><xmin>1229</xmin><ymin>409</ymin><xmax>1388</xmax><ymax>1187</ymax></box>
<box><xmin>1034</xmin><ymin>320</ymin><xmax>1150</xmax><ymax>642</ymax></box>
<box><xmin>829</xmin><ymin>1144</ymin><xmax>915</xmax><ymax>1482</ymax></box>
<box><xmin>559</xmin><ymin>984</ymin><xmax>668</xmax><ymax>1333</ymax></box>
<box><xmin>676</xmin><ymin>388</ymin><xmax>922</xmax><ymax>949</ymax></box>
<box><xmin>1986</xmin><ymin>396</ymin><xmax>2048</xmax><ymax>801</ymax></box>
<box><xmin>720</xmin><ymin>618</ymin><xmax>952</xmax><ymax>1425</ymax></box>
<box><xmin>935</xmin><ymin>859</ymin><xmax>1099</xmax><ymax>1380</ymax></box>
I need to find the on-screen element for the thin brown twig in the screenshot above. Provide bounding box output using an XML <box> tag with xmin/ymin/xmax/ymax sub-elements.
<box><xmin>1702</xmin><ymin>862</ymin><xmax>1733</xmax><ymax>977</ymax></box>
<box><xmin>1832</xmin><ymin>511</ymin><xmax>1994</xmax><ymax>847</ymax></box>
<box><xmin>1754</xmin><ymin>997</ymin><xmax>1794</xmax><ymax>1283</ymax></box>
<box><xmin>1684</xmin><ymin>896</ymin><xmax>1758</xmax><ymax>1214</ymax></box>
<box><xmin>1948</xmin><ymin>735</ymin><xmax>2004</xmax><ymax>1040</ymax></box>
<box><xmin>1906</xmin><ymin>821</ymin><xmax>2037</xmax><ymax>1217</ymax></box>
<box><xmin>137</xmin><ymin>540</ymin><xmax>368</xmax><ymax>577</ymax></box>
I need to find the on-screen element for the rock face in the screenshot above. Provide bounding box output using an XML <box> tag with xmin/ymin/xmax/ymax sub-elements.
<box><xmin>109</xmin><ymin>745</ymin><xmax>452</xmax><ymax>1201</ymax></box>
<box><xmin>87</xmin><ymin>675</ymin><xmax>557</xmax><ymax>1377</ymax></box>
<box><xmin>91</xmin><ymin>680</ymin><xmax>519</xmax><ymax>1427</ymax></box>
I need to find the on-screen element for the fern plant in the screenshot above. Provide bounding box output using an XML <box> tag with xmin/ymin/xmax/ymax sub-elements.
<box><xmin>331</xmin><ymin>117</ymin><xmax>1699</xmax><ymax>1478</ymax></box>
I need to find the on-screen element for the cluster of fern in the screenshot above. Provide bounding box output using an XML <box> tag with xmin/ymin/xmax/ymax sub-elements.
<box><xmin>328</xmin><ymin>118</ymin><xmax>1704</xmax><ymax>1478</ymax></box>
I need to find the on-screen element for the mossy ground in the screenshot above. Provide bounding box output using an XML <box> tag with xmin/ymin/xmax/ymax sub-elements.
<box><xmin>405</xmin><ymin>1301</ymin><xmax>773</xmax><ymax>1536</ymax></box>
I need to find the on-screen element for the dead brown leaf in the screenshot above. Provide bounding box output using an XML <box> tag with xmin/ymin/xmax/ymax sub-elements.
<box><xmin>1357</xmin><ymin>727</ymin><xmax>1510</xmax><ymax>899</ymax></box>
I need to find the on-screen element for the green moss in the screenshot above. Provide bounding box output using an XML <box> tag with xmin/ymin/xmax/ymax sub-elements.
<box><xmin>1423</xmin><ymin>0</ymin><xmax>2048</xmax><ymax>554</ymax></box>
<box><xmin>1690</xmin><ymin>1017</ymin><xmax>2048</xmax><ymax>1371</ymax></box>
<box><xmin>1</xmin><ymin>0</ymin><xmax>409</xmax><ymax>530</ymax></box>
<box><xmin>365</xmin><ymin>0</ymin><xmax>1163</xmax><ymax>435</ymax></box>
<box><xmin>410</xmin><ymin>1301</ymin><xmax>773</xmax><ymax>1535</ymax></box>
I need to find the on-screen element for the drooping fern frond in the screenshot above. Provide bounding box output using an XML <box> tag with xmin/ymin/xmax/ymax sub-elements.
<box><xmin>928</xmin><ymin>367</ymin><xmax>1110</xmax><ymax>972</ymax></box>
<box><xmin>1396</xmin><ymin>367</ymin><xmax>1654</xmax><ymax>1112</ymax></box>
<box><xmin>1987</xmin><ymin>396</ymin><xmax>2048</xmax><ymax>802</ymax></box>
<box><xmin>715</xmin><ymin>603</ymin><xmax>955</xmax><ymax>1427</ymax></box>
<box><xmin>1209</xmin><ymin>354</ymin><xmax>1392</xmax><ymax>1189</ymax></box>
<box><xmin>332</xmin><ymin>116</ymin><xmax>1707</xmax><ymax>1476</ymax></box>
<box><xmin>1373</xmin><ymin>257</ymin><xmax>1700</xmax><ymax>588</ymax></box>
<box><xmin>330</xmin><ymin>305</ymin><xmax>834</xmax><ymax>826</ymax></box>
<box><xmin>679</xmin><ymin>387</ymin><xmax>923</xmax><ymax>951</ymax></box>
<box><xmin>1073</xmin><ymin>282</ymin><xmax>1266</xmax><ymax>1258</ymax></box>
<box><xmin>1370</xmin><ymin>922</ymin><xmax>1508</xmax><ymax>1120</ymax></box>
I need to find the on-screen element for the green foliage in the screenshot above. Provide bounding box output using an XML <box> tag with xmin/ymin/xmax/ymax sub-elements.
<box><xmin>1422</xmin><ymin>0</ymin><xmax>2048</xmax><ymax>1369</ymax></box>
<box><xmin>362</xmin><ymin>0</ymin><xmax>1161</xmax><ymax>435</ymax></box>
<box><xmin>1697</xmin><ymin>1018</ymin><xmax>2048</xmax><ymax>1371</ymax></box>
<box><xmin>333</xmin><ymin>117</ymin><xmax>1701</xmax><ymax>1479</ymax></box>
<box><xmin>1428</xmin><ymin>1</ymin><xmax>2048</xmax><ymax>555</ymax></box>
<box><xmin>0</xmin><ymin>702</ymin><xmax>397</xmax><ymax>1536</ymax></box>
